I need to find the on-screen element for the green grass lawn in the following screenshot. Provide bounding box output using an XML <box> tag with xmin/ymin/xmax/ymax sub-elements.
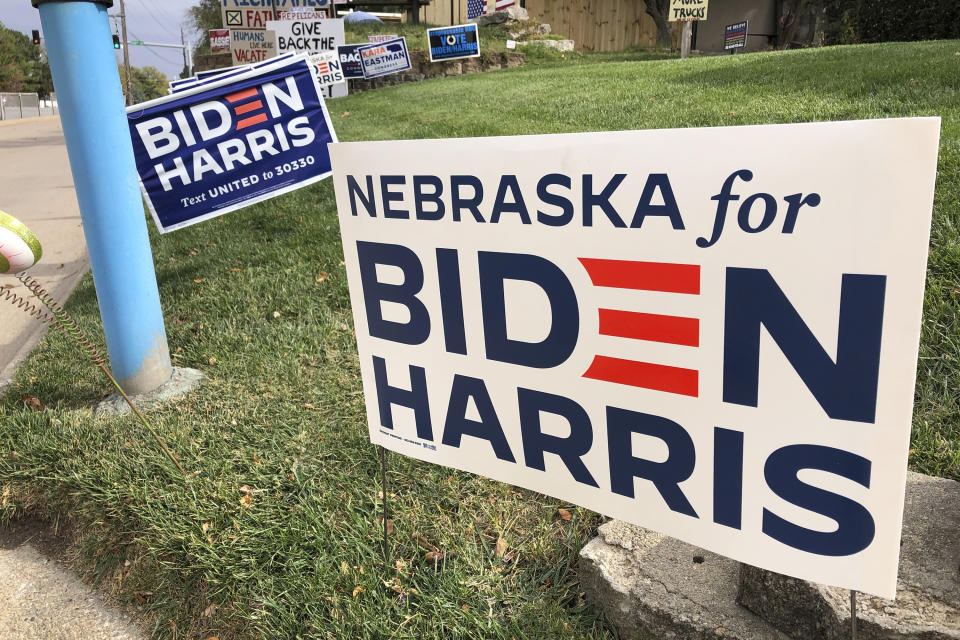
<box><xmin>1</xmin><ymin>40</ymin><xmax>958</xmax><ymax>639</ymax></box>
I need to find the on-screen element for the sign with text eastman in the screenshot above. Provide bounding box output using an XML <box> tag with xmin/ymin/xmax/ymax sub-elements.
<box><xmin>331</xmin><ymin>118</ymin><xmax>940</xmax><ymax>598</ymax></box>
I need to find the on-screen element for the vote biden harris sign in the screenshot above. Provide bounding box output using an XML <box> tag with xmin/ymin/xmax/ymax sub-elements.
<box><xmin>128</xmin><ymin>55</ymin><xmax>337</xmax><ymax>233</ymax></box>
<box><xmin>330</xmin><ymin>118</ymin><xmax>941</xmax><ymax>598</ymax></box>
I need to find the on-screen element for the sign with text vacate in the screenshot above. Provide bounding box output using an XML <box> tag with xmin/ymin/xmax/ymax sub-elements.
<box><xmin>330</xmin><ymin>118</ymin><xmax>941</xmax><ymax>598</ymax></box>
<box><xmin>359</xmin><ymin>37</ymin><xmax>411</xmax><ymax>79</ymax></box>
<box><xmin>128</xmin><ymin>55</ymin><xmax>337</xmax><ymax>233</ymax></box>
<box><xmin>427</xmin><ymin>24</ymin><xmax>480</xmax><ymax>62</ymax></box>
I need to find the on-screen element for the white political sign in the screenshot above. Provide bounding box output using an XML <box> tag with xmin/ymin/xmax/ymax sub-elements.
<box><xmin>268</xmin><ymin>19</ymin><xmax>347</xmax><ymax>98</ymax></box>
<box><xmin>330</xmin><ymin>118</ymin><xmax>941</xmax><ymax>599</ymax></box>
<box><xmin>308</xmin><ymin>51</ymin><xmax>346</xmax><ymax>87</ymax></box>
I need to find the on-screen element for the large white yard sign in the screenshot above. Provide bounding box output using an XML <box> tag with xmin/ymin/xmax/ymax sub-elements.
<box><xmin>330</xmin><ymin>118</ymin><xmax>940</xmax><ymax>598</ymax></box>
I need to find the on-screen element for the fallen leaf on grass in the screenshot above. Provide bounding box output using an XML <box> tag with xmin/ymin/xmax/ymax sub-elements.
<box><xmin>425</xmin><ymin>550</ymin><xmax>444</xmax><ymax>562</ymax></box>
<box><xmin>239</xmin><ymin>494</ymin><xmax>252</xmax><ymax>507</ymax></box>
<box><xmin>557</xmin><ymin>508</ymin><xmax>572</xmax><ymax>521</ymax></box>
<box><xmin>376</xmin><ymin>517</ymin><xmax>395</xmax><ymax>534</ymax></box>
<box><xmin>20</xmin><ymin>396</ymin><xmax>45</xmax><ymax>411</ymax></box>
<box><xmin>341</xmin><ymin>111</ymin><xmax>350</xmax><ymax>117</ymax></box>
<box><xmin>193</xmin><ymin>278</ymin><xmax>205</xmax><ymax>284</ymax></box>
<box><xmin>202</xmin><ymin>603</ymin><xmax>217</xmax><ymax>618</ymax></box>
<box><xmin>272</xmin><ymin>311</ymin><xmax>281</xmax><ymax>319</ymax></box>
<box><xmin>316</xmin><ymin>271</ymin><xmax>328</xmax><ymax>283</ymax></box>
<box><xmin>413</xmin><ymin>532</ymin><xmax>438</xmax><ymax>552</ymax></box>
<box><xmin>352</xmin><ymin>585</ymin><xmax>366</xmax><ymax>597</ymax></box>
<box><xmin>208</xmin><ymin>357</ymin><xmax>217</xmax><ymax>366</ymax></box>
<box><xmin>461</xmin><ymin>604</ymin><xmax>470</xmax><ymax>611</ymax></box>
<box><xmin>229</xmin><ymin>268</ymin><xmax>241</xmax><ymax>273</ymax></box>
<box><xmin>496</xmin><ymin>536</ymin><xmax>508</xmax><ymax>558</ymax></box>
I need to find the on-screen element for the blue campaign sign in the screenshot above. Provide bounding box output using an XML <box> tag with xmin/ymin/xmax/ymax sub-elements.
<box><xmin>127</xmin><ymin>55</ymin><xmax>337</xmax><ymax>233</ymax></box>
<box><xmin>338</xmin><ymin>44</ymin><xmax>366</xmax><ymax>79</ymax></box>
<box><xmin>358</xmin><ymin>37</ymin><xmax>411</xmax><ymax>79</ymax></box>
<box><xmin>427</xmin><ymin>24</ymin><xmax>480</xmax><ymax>62</ymax></box>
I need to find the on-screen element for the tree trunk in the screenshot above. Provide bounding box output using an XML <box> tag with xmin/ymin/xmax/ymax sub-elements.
<box><xmin>644</xmin><ymin>0</ymin><xmax>674</xmax><ymax>49</ymax></box>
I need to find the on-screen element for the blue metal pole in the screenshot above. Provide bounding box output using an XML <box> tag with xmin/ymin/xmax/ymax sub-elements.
<box><xmin>34</xmin><ymin>0</ymin><xmax>172</xmax><ymax>395</ymax></box>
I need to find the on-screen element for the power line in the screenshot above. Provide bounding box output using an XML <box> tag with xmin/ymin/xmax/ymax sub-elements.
<box><xmin>128</xmin><ymin>30</ymin><xmax>183</xmax><ymax>68</ymax></box>
<box><xmin>133</xmin><ymin>0</ymin><xmax>179</xmax><ymax>39</ymax></box>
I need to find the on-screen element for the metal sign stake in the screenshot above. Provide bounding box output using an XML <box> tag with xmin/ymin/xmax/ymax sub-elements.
<box><xmin>380</xmin><ymin>446</ymin><xmax>390</xmax><ymax>569</ymax></box>
<box><xmin>850</xmin><ymin>590</ymin><xmax>858</xmax><ymax>639</ymax></box>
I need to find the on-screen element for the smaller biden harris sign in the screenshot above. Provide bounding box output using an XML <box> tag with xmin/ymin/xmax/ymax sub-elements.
<box><xmin>128</xmin><ymin>54</ymin><xmax>337</xmax><ymax>233</ymax></box>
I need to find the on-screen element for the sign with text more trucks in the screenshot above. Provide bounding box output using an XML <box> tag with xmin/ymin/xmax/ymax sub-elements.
<box><xmin>127</xmin><ymin>54</ymin><xmax>338</xmax><ymax>233</ymax></box>
<box><xmin>330</xmin><ymin>118</ymin><xmax>941</xmax><ymax>599</ymax></box>
<box><xmin>427</xmin><ymin>24</ymin><xmax>480</xmax><ymax>62</ymax></box>
<box><xmin>669</xmin><ymin>0</ymin><xmax>708</xmax><ymax>21</ymax></box>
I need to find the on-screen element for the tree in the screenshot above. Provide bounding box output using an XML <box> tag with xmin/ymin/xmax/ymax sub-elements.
<box><xmin>642</xmin><ymin>0</ymin><xmax>674</xmax><ymax>50</ymax></box>
<box><xmin>187</xmin><ymin>0</ymin><xmax>222</xmax><ymax>58</ymax></box>
<box><xmin>0</xmin><ymin>22</ymin><xmax>52</xmax><ymax>98</ymax></box>
<box><xmin>778</xmin><ymin>0</ymin><xmax>825</xmax><ymax>49</ymax></box>
<box><xmin>119</xmin><ymin>65</ymin><xmax>169</xmax><ymax>103</ymax></box>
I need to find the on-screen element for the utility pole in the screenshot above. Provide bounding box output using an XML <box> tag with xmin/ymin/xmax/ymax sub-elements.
<box><xmin>118</xmin><ymin>0</ymin><xmax>132</xmax><ymax>105</ymax></box>
<box><xmin>180</xmin><ymin>27</ymin><xmax>188</xmax><ymax>77</ymax></box>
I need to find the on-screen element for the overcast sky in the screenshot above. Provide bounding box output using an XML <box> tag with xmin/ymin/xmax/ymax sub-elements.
<box><xmin>1</xmin><ymin>0</ymin><xmax>201</xmax><ymax>79</ymax></box>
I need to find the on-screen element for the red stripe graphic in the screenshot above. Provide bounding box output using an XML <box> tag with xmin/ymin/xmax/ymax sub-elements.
<box><xmin>236</xmin><ymin>113</ymin><xmax>268</xmax><ymax>130</ymax></box>
<box><xmin>583</xmin><ymin>356</ymin><xmax>699</xmax><ymax>397</ymax></box>
<box><xmin>226</xmin><ymin>87</ymin><xmax>259</xmax><ymax>103</ymax></box>
<box><xmin>579</xmin><ymin>258</ymin><xmax>700</xmax><ymax>294</ymax></box>
<box><xmin>234</xmin><ymin>100</ymin><xmax>264</xmax><ymax>115</ymax></box>
<box><xmin>598</xmin><ymin>309</ymin><xmax>699</xmax><ymax>347</ymax></box>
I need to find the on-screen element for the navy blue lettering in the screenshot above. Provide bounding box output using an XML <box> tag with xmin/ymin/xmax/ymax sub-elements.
<box><xmin>414</xmin><ymin>175</ymin><xmax>444</xmax><ymax>221</ymax></box>
<box><xmin>582</xmin><ymin>174</ymin><xmax>627</xmax><ymax>228</ymax></box>
<box><xmin>380</xmin><ymin>175</ymin><xmax>408</xmax><ymax>219</ymax></box>
<box><xmin>536</xmin><ymin>173</ymin><xmax>573</xmax><ymax>226</ymax></box>
<box><xmin>782</xmin><ymin>192</ymin><xmax>821</xmax><ymax>234</ymax></box>
<box><xmin>451</xmin><ymin>175</ymin><xmax>485</xmax><ymax>222</ymax></box>
<box><xmin>441</xmin><ymin>375</ymin><xmax>516</xmax><ymax>462</ymax></box>
<box><xmin>479</xmin><ymin>252</ymin><xmax>579</xmax><ymax>369</ymax></box>
<box><xmin>372</xmin><ymin>356</ymin><xmax>433</xmax><ymax>441</ymax></box>
<box><xmin>607</xmin><ymin>407</ymin><xmax>698</xmax><ymax>517</ymax></box>
<box><xmin>713</xmin><ymin>427</ymin><xmax>744</xmax><ymax>529</ymax></box>
<box><xmin>490</xmin><ymin>175</ymin><xmax>531</xmax><ymax>224</ymax></box>
<box><xmin>723</xmin><ymin>268</ymin><xmax>886</xmax><ymax>424</ymax></box>
<box><xmin>436</xmin><ymin>248</ymin><xmax>466</xmax><ymax>355</ymax></box>
<box><xmin>630</xmin><ymin>174</ymin><xmax>684</xmax><ymax>229</ymax></box>
<box><xmin>737</xmin><ymin>192</ymin><xmax>777</xmax><ymax>233</ymax></box>
<box><xmin>347</xmin><ymin>175</ymin><xmax>376</xmax><ymax>217</ymax></box>
<box><xmin>698</xmin><ymin>169</ymin><xmax>752</xmax><ymax>248</ymax></box>
<box><xmin>517</xmin><ymin>388</ymin><xmax>598</xmax><ymax>488</ymax></box>
<box><xmin>763</xmin><ymin>444</ymin><xmax>874</xmax><ymax>556</ymax></box>
<box><xmin>356</xmin><ymin>241</ymin><xmax>430</xmax><ymax>345</ymax></box>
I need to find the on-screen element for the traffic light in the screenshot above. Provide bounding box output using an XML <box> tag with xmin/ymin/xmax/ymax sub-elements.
<box><xmin>113</xmin><ymin>34</ymin><xmax>121</xmax><ymax>49</ymax></box>
<box><xmin>32</xmin><ymin>30</ymin><xmax>40</xmax><ymax>45</ymax></box>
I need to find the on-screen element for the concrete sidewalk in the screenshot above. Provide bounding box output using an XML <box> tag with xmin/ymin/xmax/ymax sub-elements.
<box><xmin>0</xmin><ymin>116</ymin><xmax>89</xmax><ymax>390</ymax></box>
<box><xmin>0</xmin><ymin>117</ymin><xmax>145</xmax><ymax>640</ymax></box>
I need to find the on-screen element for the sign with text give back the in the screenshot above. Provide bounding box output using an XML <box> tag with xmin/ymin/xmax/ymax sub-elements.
<box><xmin>128</xmin><ymin>54</ymin><xmax>337</xmax><ymax>233</ymax></box>
<box><xmin>330</xmin><ymin>118</ymin><xmax>941</xmax><ymax>598</ymax></box>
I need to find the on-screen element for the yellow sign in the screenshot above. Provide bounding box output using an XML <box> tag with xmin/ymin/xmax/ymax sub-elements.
<box><xmin>669</xmin><ymin>0</ymin><xmax>708</xmax><ymax>22</ymax></box>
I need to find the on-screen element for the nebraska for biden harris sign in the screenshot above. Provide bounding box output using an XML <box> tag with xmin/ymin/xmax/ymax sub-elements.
<box><xmin>128</xmin><ymin>55</ymin><xmax>337</xmax><ymax>233</ymax></box>
<box><xmin>330</xmin><ymin>118</ymin><xmax>941</xmax><ymax>598</ymax></box>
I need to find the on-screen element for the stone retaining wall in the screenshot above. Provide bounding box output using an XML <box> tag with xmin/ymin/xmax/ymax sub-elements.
<box><xmin>192</xmin><ymin>51</ymin><xmax>525</xmax><ymax>93</ymax></box>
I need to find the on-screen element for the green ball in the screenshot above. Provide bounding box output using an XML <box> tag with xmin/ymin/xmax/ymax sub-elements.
<box><xmin>0</xmin><ymin>210</ymin><xmax>43</xmax><ymax>274</ymax></box>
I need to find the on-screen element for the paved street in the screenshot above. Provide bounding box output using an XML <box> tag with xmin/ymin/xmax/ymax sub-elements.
<box><xmin>0</xmin><ymin>117</ymin><xmax>144</xmax><ymax>640</ymax></box>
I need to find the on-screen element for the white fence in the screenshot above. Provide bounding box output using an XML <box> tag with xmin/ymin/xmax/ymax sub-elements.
<box><xmin>0</xmin><ymin>93</ymin><xmax>58</xmax><ymax>120</ymax></box>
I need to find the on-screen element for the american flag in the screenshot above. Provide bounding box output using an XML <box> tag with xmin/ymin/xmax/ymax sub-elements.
<box><xmin>495</xmin><ymin>0</ymin><xmax>514</xmax><ymax>9</ymax></box>
<box><xmin>467</xmin><ymin>0</ymin><xmax>486</xmax><ymax>19</ymax></box>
